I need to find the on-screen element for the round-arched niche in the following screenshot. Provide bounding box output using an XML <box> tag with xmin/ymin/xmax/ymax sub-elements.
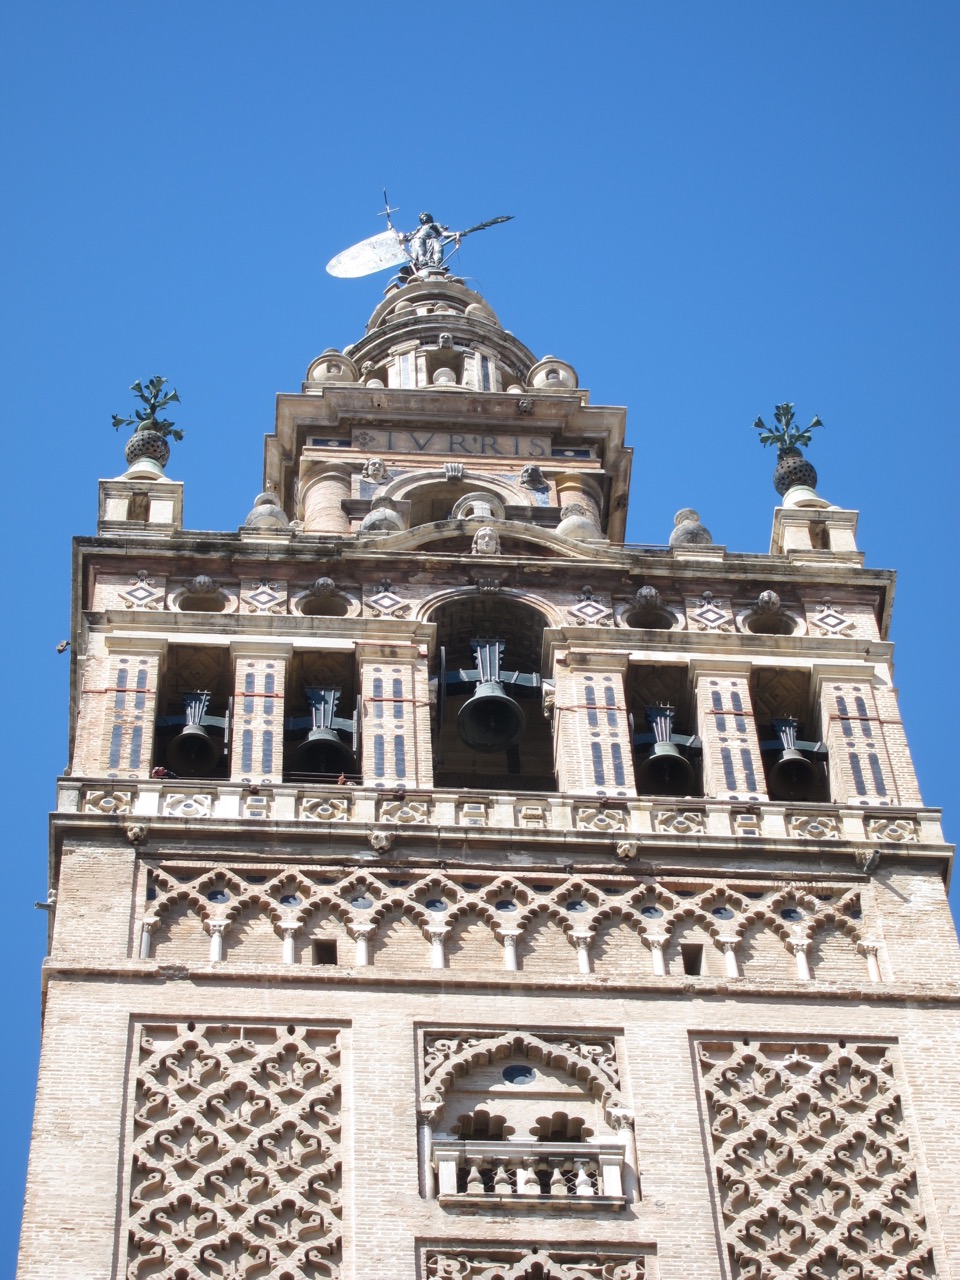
<box><xmin>738</xmin><ymin>591</ymin><xmax>803</xmax><ymax>636</ymax></box>
<box><xmin>425</xmin><ymin>593</ymin><xmax>550</xmax><ymax>671</ymax></box>
<box><xmin>293</xmin><ymin>578</ymin><xmax>356</xmax><ymax>618</ymax></box>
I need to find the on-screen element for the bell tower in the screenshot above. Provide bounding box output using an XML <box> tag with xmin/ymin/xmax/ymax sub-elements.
<box><xmin>17</xmin><ymin>234</ymin><xmax>960</xmax><ymax>1279</ymax></box>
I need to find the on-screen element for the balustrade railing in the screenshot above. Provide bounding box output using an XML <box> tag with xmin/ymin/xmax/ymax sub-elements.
<box><xmin>432</xmin><ymin>1140</ymin><xmax>626</xmax><ymax>1204</ymax></box>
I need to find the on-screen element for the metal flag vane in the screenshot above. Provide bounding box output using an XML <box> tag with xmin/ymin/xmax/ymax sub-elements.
<box><xmin>325</xmin><ymin>191</ymin><xmax>513</xmax><ymax>281</ymax></box>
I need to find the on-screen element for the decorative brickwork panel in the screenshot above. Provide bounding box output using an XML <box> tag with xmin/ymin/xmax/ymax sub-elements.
<box><xmin>421</xmin><ymin>1246</ymin><xmax>650</xmax><ymax>1278</ymax></box>
<box><xmin>73</xmin><ymin>652</ymin><xmax>160</xmax><ymax>778</ymax></box>
<box><xmin>554</xmin><ymin>667</ymin><xmax>636</xmax><ymax>798</ymax></box>
<box><xmin>819</xmin><ymin>680</ymin><xmax>915</xmax><ymax>805</ymax></box>
<box><xmin>143</xmin><ymin>865</ymin><xmax>874</xmax><ymax>984</ymax></box>
<box><xmin>694</xmin><ymin>1036</ymin><xmax>938</xmax><ymax>1279</ymax></box>
<box><xmin>360</xmin><ymin>655</ymin><xmax>433</xmax><ymax>788</ymax></box>
<box><xmin>230</xmin><ymin>655</ymin><xmax>286</xmax><ymax>783</ymax></box>
<box><xmin>126</xmin><ymin>1020</ymin><xmax>341</xmax><ymax>1278</ymax></box>
<box><xmin>696</xmin><ymin>674</ymin><xmax>766</xmax><ymax>801</ymax></box>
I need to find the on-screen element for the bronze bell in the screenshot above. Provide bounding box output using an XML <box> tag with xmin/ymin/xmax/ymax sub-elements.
<box><xmin>456</xmin><ymin>639</ymin><xmax>526</xmax><ymax>752</ymax></box>
<box><xmin>293</xmin><ymin>687</ymin><xmax>357</xmax><ymax>776</ymax></box>
<box><xmin>166</xmin><ymin>691</ymin><xmax>222</xmax><ymax>777</ymax></box>
<box><xmin>458</xmin><ymin>679</ymin><xmax>526</xmax><ymax>752</ymax></box>
<box><xmin>766</xmin><ymin>717</ymin><xmax>819</xmax><ymax>801</ymax></box>
<box><xmin>635</xmin><ymin>705</ymin><xmax>696</xmax><ymax>796</ymax></box>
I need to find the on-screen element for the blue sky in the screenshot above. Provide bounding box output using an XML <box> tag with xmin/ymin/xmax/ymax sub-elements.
<box><xmin>2</xmin><ymin>0</ymin><xmax>958</xmax><ymax>1266</ymax></box>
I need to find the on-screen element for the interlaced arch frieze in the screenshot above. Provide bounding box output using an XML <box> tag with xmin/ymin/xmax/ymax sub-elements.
<box><xmin>143</xmin><ymin>864</ymin><xmax>872</xmax><ymax>981</ymax></box>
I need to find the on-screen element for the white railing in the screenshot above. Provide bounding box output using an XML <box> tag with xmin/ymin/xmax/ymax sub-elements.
<box><xmin>432</xmin><ymin>1140</ymin><xmax>626</xmax><ymax>1204</ymax></box>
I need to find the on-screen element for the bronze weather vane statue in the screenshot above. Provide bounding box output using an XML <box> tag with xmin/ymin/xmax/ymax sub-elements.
<box><xmin>325</xmin><ymin>191</ymin><xmax>512</xmax><ymax>282</ymax></box>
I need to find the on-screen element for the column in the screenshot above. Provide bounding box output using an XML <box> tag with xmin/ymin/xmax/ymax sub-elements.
<box><xmin>816</xmin><ymin>668</ymin><xmax>917</xmax><ymax>805</ymax></box>
<box><xmin>282</xmin><ymin>926</ymin><xmax>298</xmax><ymax>964</ymax></box>
<box><xmin>650</xmin><ymin>940</ymin><xmax>666</xmax><ymax>977</ymax></box>
<box><xmin>792</xmin><ymin>941</ymin><xmax>811</xmax><ymax>981</ymax></box>
<box><xmin>722</xmin><ymin>942</ymin><xmax>740</xmax><ymax>979</ymax></box>
<box><xmin>359</xmin><ymin>644</ymin><xmax>434</xmax><ymax>789</ymax></box>
<box><xmin>502</xmin><ymin>931</ymin><xmax>519</xmax><ymax>972</ymax></box>
<box><xmin>553</xmin><ymin>651</ymin><xmax>636</xmax><ymax>798</ymax></box>
<box><xmin>229</xmin><ymin>644</ymin><xmax>291</xmax><ymax>784</ymax></box>
<box><xmin>301</xmin><ymin>464</ymin><xmax>352</xmax><ymax>534</ymax></box>
<box><xmin>139</xmin><ymin>919</ymin><xmax>156</xmax><ymax>960</ymax></box>
<box><xmin>72</xmin><ymin>638</ymin><xmax>166</xmax><ymax>779</ymax></box>
<box><xmin>208</xmin><ymin>921</ymin><xmax>228</xmax><ymax>963</ymax></box>
<box><xmin>428</xmin><ymin>928</ymin><xmax>446</xmax><ymax>970</ymax></box>
<box><xmin>693</xmin><ymin>664</ymin><xmax>767</xmax><ymax>801</ymax></box>
<box><xmin>354</xmin><ymin>926</ymin><xmax>373</xmax><ymax>967</ymax></box>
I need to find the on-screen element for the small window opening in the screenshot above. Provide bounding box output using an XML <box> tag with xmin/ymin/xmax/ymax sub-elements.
<box><xmin>809</xmin><ymin>521</ymin><xmax>830</xmax><ymax>550</ymax></box>
<box><xmin>128</xmin><ymin>491</ymin><xmax>150</xmax><ymax>521</ymax></box>
<box><xmin>681</xmin><ymin>943</ymin><xmax>704</xmax><ymax>976</ymax></box>
<box><xmin>313</xmin><ymin>940</ymin><xmax>338</xmax><ymax>966</ymax></box>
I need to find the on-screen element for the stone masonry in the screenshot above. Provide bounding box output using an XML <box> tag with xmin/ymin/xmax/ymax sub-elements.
<box><xmin>16</xmin><ymin>272</ymin><xmax>960</xmax><ymax>1279</ymax></box>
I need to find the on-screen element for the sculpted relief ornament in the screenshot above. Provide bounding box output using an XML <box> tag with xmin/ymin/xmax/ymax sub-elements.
<box><xmin>471</xmin><ymin>526</ymin><xmax>501</xmax><ymax>555</ymax></box>
<box><xmin>694</xmin><ymin>1036</ymin><xmax>938</xmax><ymax>1280</ymax></box>
<box><xmin>126</xmin><ymin>1021</ymin><xmax>342</xmax><ymax>1279</ymax></box>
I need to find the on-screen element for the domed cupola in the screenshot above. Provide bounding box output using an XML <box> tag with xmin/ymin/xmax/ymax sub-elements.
<box><xmin>342</xmin><ymin>278</ymin><xmax>537</xmax><ymax>394</ymax></box>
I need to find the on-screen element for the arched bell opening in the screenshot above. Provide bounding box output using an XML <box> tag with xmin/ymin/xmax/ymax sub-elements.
<box><xmin>428</xmin><ymin>595</ymin><xmax>555</xmax><ymax>792</ymax></box>
<box><xmin>154</xmin><ymin>646</ymin><xmax>232</xmax><ymax>779</ymax></box>
<box><xmin>750</xmin><ymin>667</ymin><xmax>827</xmax><ymax>802</ymax></box>
<box><xmin>283</xmin><ymin>651</ymin><xmax>359</xmax><ymax>784</ymax></box>
<box><xmin>628</xmin><ymin>665</ymin><xmax>702</xmax><ymax>798</ymax></box>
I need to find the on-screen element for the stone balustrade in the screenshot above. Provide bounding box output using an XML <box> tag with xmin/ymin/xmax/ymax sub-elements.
<box><xmin>59</xmin><ymin>779</ymin><xmax>946</xmax><ymax>848</ymax></box>
<box><xmin>431</xmin><ymin>1140</ymin><xmax>626</xmax><ymax>1206</ymax></box>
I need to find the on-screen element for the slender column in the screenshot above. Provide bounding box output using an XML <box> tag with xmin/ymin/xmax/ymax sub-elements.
<box><xmin>502</xmin><ymin>932</ymin><xmax>519</xmax><ymax>972</ymax></box>
<box><xmin>864</xmin><ymin>944</ymin><xmax>881</xmax><ymax>983</ymax></box>
<box><xmin>650</xmin><ymin>940</ymin><xmax>666</xmax><ymax>977</ymax></box>
<box><xmin>354</xmin><ymin>926</ymin><xmax>372</xmax><ymax>967</ymax></box>
<box><xmin>792</xmin><ymin>941</ymin><xmax>811</xmax><ymax>981</ymax></box>
<box><xmin>418</xmin><ymin>1118</ymin><xmax>436</xmax><ymax>1198</ymax></box>
<box><xmin>139</xmin><ymin>919</ymin><xmax>156</xmax><ymax>960</ymax></box>
<box><xmin>208</xmin><ymin>921</ymin><xmax>227</xmax><ymax>964</ymax></box>
<box><xmin>282</xmin><ymin>926</ymin><xmax>298</xmax><ymax>965</ymax></box>
<box><xmin>723</xmin><ymin>942</ymin><xmax>740</xmax><ymax>979</ymax></box>
<box><xmin>428</xmin><ymin>928</ymin><xmax>446</xmax><ymax>970</ymax></box>
<box><xmin>553</xmin><ymin>651</ymin><xmax>636</xmax><ymax>798</ymax></box>
<box><xmin>574</xmin><ymin>934</ymin><xmax>592</xmax><ymax>975</ymax></box>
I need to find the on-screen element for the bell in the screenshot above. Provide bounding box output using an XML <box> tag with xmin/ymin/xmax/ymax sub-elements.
<box><xmin>166</xmin><ymin>691</ymin><xmax>221</xmax><ymax>777</ymax></box>
<box><xmin>766</xmin><ymin>717</ymin><xmax>819</xmax><ymax>801</ymax></box>
<box><xmin>167</xmin><ymin>724</ymin><xmax>221</xmax><ymax>777</ymax></box>
<box><xmin>293</xmin><ymin>686</ymin><xmax>357</xmax><ymax>776</ymax></box>
<box><xmin>294</xmin><ymin>727</ymin><xmax>357</xmax><ymax>776</ymax></box>
<box><xmin>458</xmin><ymin>680</ymin><xmax>526</xmax><ymax>752</ymax></box>
<box><xmin>635</xmin><ymin>741</ymin><xmax>697</xmax><ymax>796</ymax></box>
<box><xmin>635</xmin><ymin>704</ymin><xmax>696</xmax><ymax>796</ymax></box>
